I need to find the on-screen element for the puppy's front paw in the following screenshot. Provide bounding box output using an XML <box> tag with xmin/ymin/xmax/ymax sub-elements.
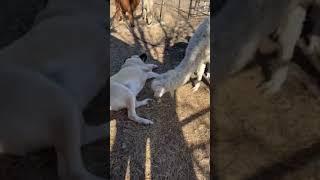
<box><xmin>136</xmin><ymin>117</ymin><xmax>154</xmax><ymax>125</ymax></box>
<box><xmin>142</xmin><ymin>98</ymin><xmax>153</xmax><ymax>105</ymax></box>
<box><xmin>151</xmin><ymin>64</ymin><xmax>158</xmax><ymax>69</ymax></box>
<box><xmin>142</xmin><ymin>119</ymin><xmax>154</xmax><ymax>125</ymax></box>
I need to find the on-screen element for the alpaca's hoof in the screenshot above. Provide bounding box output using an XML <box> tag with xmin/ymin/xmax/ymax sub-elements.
<box><xmin>192</xmin><ymin>83</ymin><xmax>201</xmax><ymax>92</ymax></box>
<box><xmin>258</xmin><ymin>80</ymin><xmax>281</xmax><ymax>97</ymax></box>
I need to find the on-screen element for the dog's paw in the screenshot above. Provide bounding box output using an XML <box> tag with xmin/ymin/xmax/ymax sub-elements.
<box><xmin>143</xmin><ymin>119</ymin><xmax>154</xmax><ymax>125</ymax></box>
<box><xmin>151</xmin><ymin>64</ymin><xmax>158</xmax><ymax>69</ymax></box>
<box><xmin>142</xmin><ymin>98</ymin><xmax>153</xmax><ymax>105</ymax></box>
<box><xmin>130</xmin><ymin>116</ymin><xmax>154</xmax><ymax>125</ymax></box>
<box><xmin>136</xmin><ymin>98</ymin><xmax>153</xmax><ymax>108</ymax></box>
<box><xmin>138</xmin><ymin>118</ymin><xmax>154</xmax><ymax>125</ymax></box>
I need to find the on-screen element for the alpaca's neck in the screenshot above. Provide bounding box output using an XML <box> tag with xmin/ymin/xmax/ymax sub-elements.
<box><xmin>163</xmin><ymin>39</ymin><xmax>208</xmax><ymax>91</ymax></box>
<box><xmin>160</xmin><ymin>17</ymin><xmax>210</xmax><ymax>91</ymax></box>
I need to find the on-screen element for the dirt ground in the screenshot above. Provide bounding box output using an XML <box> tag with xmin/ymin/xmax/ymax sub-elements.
<box><xmin>110</xmin><ymin>0</ymin><xmax>210</xmax><ymax>179</ymax></box>
<box><xmin>215</xmin><ymin>60</ymin><xmax>320</xmax><ymax>180</ymax></box>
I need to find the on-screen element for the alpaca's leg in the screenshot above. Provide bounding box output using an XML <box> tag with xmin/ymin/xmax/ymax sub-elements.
<box><xmin>205</xmin><ymin>62</ymin><xmax>210</xmax><ymax>80</ymax></box>
<box><xmin>193</xmin><ymin>63</ymin><xmax>206</xmax><ymax>92</ymax></box>
<box><xmin>143</xmin><ymin>8</ymin><xmax>147</xmax><ymax>20</ymax></box>
<box><xmin>259</xmin><ymin>6</ymin><xmax>306</xmax><ymax>95</ymax></box>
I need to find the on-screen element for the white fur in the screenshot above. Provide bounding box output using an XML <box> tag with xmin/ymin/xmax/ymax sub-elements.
<box><xmin>110</xmin><ymin>54</ymin><xmax>159</xmax><ymax>124</ymax></box>
<box><xmin>0</xmin><ymin>0</ymin><xmax>106</xmax><ymax>110</ymax></box>
<box><xmin>0</xmin><ymin>0</ymin><xmax>107</xmax><ymax>180</ymax></box>
<box><xmin>0</xmin><ymin>65</ymin><xmax>107</xmax><ymax>180</ymax></box>
<box><xmin>151</xmin><ymin>17</ymin><xmax>210</xmax><ymax>98</ymax></box>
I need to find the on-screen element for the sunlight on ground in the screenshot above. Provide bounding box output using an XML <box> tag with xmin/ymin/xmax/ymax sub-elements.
<box><xmin>125</xmin><ymin>158</ymin><xmax>131</xmax><ymax>179</ymax></box>
<box><xmin>109</xmin><ymin>82</ymin><xmax>210</xmax><ymax>179</ymax></box>
<box><xmin>145</xmin><ymin>138</ymin><xmax>151</xmax><ymax>179</ymax></box>
<box><xmin>175</xmin><ymin>84</ymin><xmax>210</xmax><ymax>179</ymax></box>
<box><xmin>110</xmin><ymin>119</ymin><xmax>117</xmax><ymax>151</ymax></box>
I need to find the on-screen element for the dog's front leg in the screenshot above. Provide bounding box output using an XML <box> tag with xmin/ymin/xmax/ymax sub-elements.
<box><xmin>147</xmin><ymin>72</ymin><xmax>160</xmax><ymax>79</ymax></box>
<box><xmin>54</xmin><ymin>108</ymin><xmax>104</xmax><ymax>180</ymax></box>
<box><xmin>127</xmin><ymin>94</ymin><xmax>153</xmax><ymax>125</ymax></box>
<box><xmin>136</xmin><ymin>98</ymin><xmax>153</xmax><ymax>108</ymax></box>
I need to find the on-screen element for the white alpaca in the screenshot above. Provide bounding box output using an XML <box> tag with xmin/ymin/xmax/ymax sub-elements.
<box><xmin>151</xmin><ymin>17</ymin><xmax>210</xmax><ymax>98</ymax></box>
<box><xmin>141</xmin><ymin>0</ymin><xmax>154</xmax><ymax>25</ymax></box>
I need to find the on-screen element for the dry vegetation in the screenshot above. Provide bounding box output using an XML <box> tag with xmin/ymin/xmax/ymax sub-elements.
<box><xmin>215</xmin><ymin>64</ymin><xmax>320</xmax><ymax>180</ymax></box>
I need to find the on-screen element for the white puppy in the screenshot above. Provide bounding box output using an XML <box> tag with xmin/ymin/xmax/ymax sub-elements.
<box><xmin>0</xmin><ymin>64</ymin><xmax>107</xmax><ymax>180</ymax></box>
<box><xmin>110</xmin><ymin>53</ymin><xmax>159</xmax><ymax>125</ymax></box>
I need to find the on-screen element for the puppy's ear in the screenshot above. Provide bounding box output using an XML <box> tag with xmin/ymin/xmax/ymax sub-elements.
<box><xmin>124</xmin><ymin>56</ymin><xmax>131</xmax><ymax>62</ymax></box>
<box><xmin>139</xmin><ymin>53</ymin><xmax>147</xmax><ymax>62</ymax></box>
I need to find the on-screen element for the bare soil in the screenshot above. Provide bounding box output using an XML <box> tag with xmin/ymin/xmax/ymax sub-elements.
<box><xmin>215</xmin><ymin>64</ymin><xmax>320</xmax><ymax>180</ymax></box>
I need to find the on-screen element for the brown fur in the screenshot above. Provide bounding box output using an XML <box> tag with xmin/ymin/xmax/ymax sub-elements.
<box><xmin>114</xmin><ymin>0</ymin><xmax>140</xmax><ymax>27</ymax></box>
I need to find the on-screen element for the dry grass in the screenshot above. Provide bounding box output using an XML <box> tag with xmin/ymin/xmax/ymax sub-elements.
<box><xmin>215</xmin><ymin>65</ymin><xmax>320</xmax><ymax>180</ymax></box>
<box><xmin>110</xmin><ymin>83</ymin><xmax>210</xmax><ymax>179</ymax></box>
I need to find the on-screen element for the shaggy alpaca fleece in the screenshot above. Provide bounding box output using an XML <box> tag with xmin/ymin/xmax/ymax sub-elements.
<box><xmin>151</xmin><ymin>17</ymin><xmax>210</xmax><ymax>97</ymax></box>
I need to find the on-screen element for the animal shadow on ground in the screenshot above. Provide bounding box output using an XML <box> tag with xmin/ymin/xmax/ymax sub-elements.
<box><xmin>110</xmin><ymin>19</ymin><xmax>209</xmax><ymax>178</ymax></box>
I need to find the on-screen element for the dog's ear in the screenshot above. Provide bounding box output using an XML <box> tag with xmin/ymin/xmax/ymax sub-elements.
<box><xmin>139</xmin><ymin>53</ymin><xmax>147</xmax><ymax>62</ymax></box>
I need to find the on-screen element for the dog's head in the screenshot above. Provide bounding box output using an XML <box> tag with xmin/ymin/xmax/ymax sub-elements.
<box><xmin>151</xmin><ymin>78</ymin><xmax>167</xmax><ymax>98</ymax></box>
<box><xmin>121</xmin><ymin>53</ymin><xmax>148</xmax><ymax>69</ymax></box>
<box><xmin>125</xmin><ymin>53</ymin><xmax>147</xmax><ymax>63</ymax></box>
